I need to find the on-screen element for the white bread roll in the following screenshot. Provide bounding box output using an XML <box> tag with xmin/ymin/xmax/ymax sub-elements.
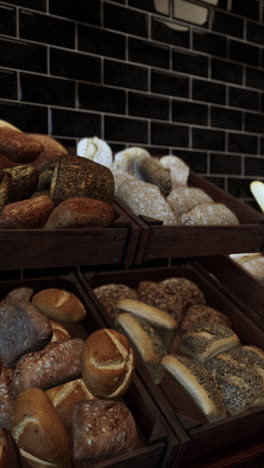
<box><xmin>32</xmin><ymin>289</ymin><xmax>86</xmax><ymax>322</ymax></box>
<box><xmin>181</xmin><ymin>203</ymin><xmax>240</xmax><ymax>225</ymax></box>
<box><xmin>82</xmin><ymin>329</ymin><xmax>135</xmax><ymax>398</ymax></box>
<box><xmin>160</xmin><ymin>155</ymin><xmax>189</xmax><ymax>187</ymax></box>
<box><xmin>77</xmin><ymin>137</ymin><xmax>113</xmax><ymax>168</ymax></box>
<box><xmin>113</xmin><ymin>147</ymin><xmax>150</xmax><ymax>174</ymax></box>
<box><xmin>162</xmin><ymin>354</ymin><xmax>226</xmax><ymax>422</ymax></box>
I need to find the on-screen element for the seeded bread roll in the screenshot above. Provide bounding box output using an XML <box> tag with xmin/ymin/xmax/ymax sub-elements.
<box><xmin>93</xmin><ymin>284</ymin><xmax>138</xmax><ymax>320</ymax></box>
<box><xmin>44</xmin><ymin>197</ymin><xmax>115</xmax><ymax>229</ymax></box>
<box><xmin>0</xmin><ymin>171</ymin><xmax>11</xmax><ymax>214</ymax></box>
<box><xmin>0</xmin><ymin>300</ymin><xmax>52</xmax><ymax>368</ymax></box>
<box><xmin>161</xmin><ymin>354</ymin><xmax>226</xmax><ymax>422</ymax></box>
<box><xmin>116</xmin><ymin>313</ymin><xmax>166</xmax><ymax>384</ymax></box>
<box><xmin>73</xmin><ymin>400</ymin><xmax>137</xmax><ymax>462</ymax></box>
<box><xmin>167</xmin><ymin>187</ymin><xmax>213</xmax><ymax>217</ymax></box>
<box><xmin>0</xmin><ymin>367</ymin><xmax>13</xmax><ymax>430</ymax></box>
<box><xmin>0</xmin><ymin>195</ymin><xmax>54</xmax><ymax>229</ymax></box>
<box><xmin>225</xmin><ymin>346</ymin><xmax>264</xmax><ymax>382</ymax></box>
<box><xmin>49</xmin><ymin>321</ymin><xmax>70</xmax><ymax>343</ymax></box>
<box><xmin>12</xmin><ymin>388</ymin><xmax>70</xmax><ymax>467</ymax></box>
<box><xmin>135</xmin><ymin>157</ymin><xmax>172</xmax><ymax>196</ymax></box>
<box><xmin>82</xmin><ymin>329</ymin><xmax>135</xmax><ymax>398</ymax></box>
<box><xmin>46</xmin><ymin>379</ymin><xmax>96</xmax><ymax>430</ymax></box>
<box><xmin>116</xmin><ymin>298</ymin><xmax>177</xmax><ymax>350</ymax></box>
<box><xmin>12</xmin><ymin>339</ymin><xmax>84</xmax><ymax>399</ymax></box>
<box><xmin>4</xmin><ymin>165</ymin><xmax>39</xmax><ymax>203</ymax></box>
<box><xmin>181</xmin><ymin>203</ymin><xmax>240</xmax><ymax>225</ymax></box>
<box><xmin>50</xmin><ymin>155</ymin><xmax>115</xmax><ymax>206</ymax></box>
<box><xmin>0</xmin><ymin>129</ymin><xmax>43</xmax><ymax>163</ymax></box>
<box><xmin>180</xmin><ymin>323</ymin><xmax>240</xmax><ymax>363</ymax></box>
<box><xmin>5</xmin><ymin>287</ymin><xmax>34</xmax><ymax>304</ymax></box>
<box><xmin>180</xmin><ymin>305</ymin><xmax>231</xmax><ymax>334</ymax></box>
<box><xmin>137</xmin><ymin>280</ymin><xmax>183</xmax><ymax>322</ymax></box>
<box><xmin>32</xmin><ymin>289</ymin><xmax>86</xmax><ymax>323</ymax></box>
<box><xmin>161</xmin><ymin>277</ymin><xmax>206</xmax><ymax>312</ymax></box>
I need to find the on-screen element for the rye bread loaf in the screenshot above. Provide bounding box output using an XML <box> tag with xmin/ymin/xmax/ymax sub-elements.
<box><xmin>0</xmin><ymin>129</ymin><xmax>43</xmax><ymax>163</ymax></box>
<box><xmin>4</xmin><ymin>165</ymin><xmax>39</xmax><ymax>203</ymax></box>
<box><xmin>0</xmin><ymin>195</ymin><xmax>54</xmax><ymax>229</ymax></box>
<box><xmin>0</xmin><ymin>300</ymin><xmax>52</xmax><ymax>368</ymax></box>
<box><xmin>50</xmin><ymin>155</ymin><xmax>115</xmax><ymax>206</ymax></box>
<box><xmin>0</xmin><ymin>367</ymin><xmax>13</xmax><ymax>430</ymax></box>
<box><xmin>12</xmin><ymin>339</ymin><xmax>84</xmax><ymax>398</ymax></box>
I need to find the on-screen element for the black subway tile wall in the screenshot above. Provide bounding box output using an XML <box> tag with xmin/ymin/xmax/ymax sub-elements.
<box><xmin>0</xmin><ymin>0</ymin><xmax>263</xmax><ymax>206</ymax></box>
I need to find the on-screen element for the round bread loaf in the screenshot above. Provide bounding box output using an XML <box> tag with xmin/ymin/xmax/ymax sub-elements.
<box><xmin>4</xmin><ymin>165</ymin><xmax>39</xmax><ymax>203</ymax></box>
<box><xmin>161</xmin><ymin>277</ymin><xmax>206</xmax><ymax>312</ymax></box>
<box><xmin>0</xmin><ymin>129</ymin><xmax>43</xmax><ymax>163</ymax></box>
<box><xmin>0</xmin><ymin>195</ymin><xmax>54</xmax><ymax>229</ymax></box>
<box><xmin>12</xmin><ymin>388</ymin><xmax>70</xmax><ymax>467</ymax></box>
<box><xmin>73</xmin><ymin>400</ymin><xmax>137</xmax><ymax>462</ymax></box>
<box><xmin>32</xmin><ymin>289</ymin><xmax>86</xmax><ymax>322</ymax></box>
<box><xmin>49</xmin><ymin>321</ymin><xmax>70</xmax><ymax>343</ymax></box>
<box><xmin>44</xmin><ymin>197</ymin><xmax>115</xmax><ymax>229</ymax></box>
<box><xmin>93</xmin><ymin>284</ymin><xmax>138</xmax><ymax>320</ymax></box>
<box><xmin>50</xmin><ymin>155</ymin><xmax>115</xmax><ymax>206</ymax></box>
<box><xmin>180</xmin><ymin>305</ymin><xmax>231</xmax><ymax>334</ymax></box>
<box><xmin>82</xmin><ymin>329</ymin><xmax>135</xmax><ymax>398</ymax></box>
<box><xmin>26</xmin><ymin>134</ymin><xmax>67</xmax><ymax>155</ymax></box>
<box><xmin>137</xmin><ymin>280</ymin><xmax>183</xmax><ymax>322</ymax></box>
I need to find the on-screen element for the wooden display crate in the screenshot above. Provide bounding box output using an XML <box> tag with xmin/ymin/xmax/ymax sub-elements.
<box><xmin>80</xmin><ymin>264</ymin><xmax>264</xmax><ymax>465</ymax></box>
<box><xmin>0</xmin><ymin>273</ymin><xmax>179</xmax><ymax>468</ymax></box>
<box><xmin>115</xmin><ymin>172</ymin><xmax>264</xmax><ymax>263</ymax></box>
<box><xmin>0</xmin><ymin>202</ymin><xmax>141</xmax><ymax>270</ymax></box>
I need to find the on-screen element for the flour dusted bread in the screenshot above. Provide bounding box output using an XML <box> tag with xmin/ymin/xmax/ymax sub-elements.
<box><xmin>113</xmin><ymin>147</ymin><xmax>150</xmax><ymax>174</ymax></box>
<box><xmin>73</xmin><ymin>400</ymin><xmax>137</xmax><ymax>462</ymax></box>
<box><xmin>160</xmin><ymin>277</ymin><xmax>206</xmax><ymax>311</ymax></box>
<box><xmin>32</xmin><ymin>288</ymin><xmax>86</xmax><ymax>322</ymax></box>
<box><xmin>181</xmin><ymin>203</ymin><xmax>240</xmax><ymax>225</ymax></box>
<box><xmin>167</xmin><ymin>187</ymin><xmax>213</xmax><ymax>217</ymax></box>
<box><xmin>82</xmin><ymin>329</ymin><xmax>135</xmax><ymax>398</ymax></box>
<box><xmin>160</xmin><ymin>155</ymin><xmax>189</xmax><ymax>187</ymax></box>
<box><xmin>12</xmin><ymin>339</ymin><xmax>84</xmax><ymax>398</ymax></box>
<box><xmin>77</xmin><ymin>137</ymin><xmax>113</xmax><ymax>169</ymax></box>
<box><xmin>135</xmin><ymin>157</ymin><xmax>172</xmax><ymax>196</ymax></box>
<box><xmin>0</xmin><ymin>367</ymin><xmax>13</xmax><ymax>430</ymax></box>
<box><xmin>162</xmin><ymin>354</ymin><xmax>226</xmax><ymax>422</ymax></box>
<box><xmin>180</xmin><ymin>305</ymin><xmax>231</xmax><ymax>334</ymax></box>
<box><xmin>0</xmin><ymin>195</ymin><xmax>54</xmax><ymax>229</ymax></box>
<box><xmin>93</xmin><ymin>284</ymin><xmax>138</xmax><ymax>320</ymax></box>
<box><xmin>0</xmin><ymin>300</ymin><xmax>52</xmax><ymax>368</ymax></box>
<box><xmin>137</xmin><ymin>280</ymin><xmax>183</xmax><ymax>322</ymax></box>
<box><xmin>0</xmin><ymin>128</ymin><xmax>43</xmax><ymax>163</ymax></box>
<box><xmin>180</xmin><ymin>323</ymin><xmax>240</xmax><ymax>363</ymax></box>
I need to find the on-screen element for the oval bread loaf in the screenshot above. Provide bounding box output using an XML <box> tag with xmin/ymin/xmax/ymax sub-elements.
<box><xmin>0</xmin><ymin>129</ymin><xmax>43</xmax><ymax>163</ymax></box>
<box><xmin>32</xmin><ymin>289</ymin><xmax>86</xmax><ymax>322</ymax></box>
<box><xmin>0</xmin><ymin>195</ymin><xmax>54</xmax><ymax>229</ymax></box>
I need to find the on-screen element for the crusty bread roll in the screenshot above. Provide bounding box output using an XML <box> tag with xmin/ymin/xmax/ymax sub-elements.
<box><xmin>113</xmin><ymin>147</ymin><xmax>150</xmax><ymax>174</ymax></box>
<box><xmin>0</xmin><ymin>195</ymin><xmax>54</xmax><ymax>229</ymax></box>
<box><xmin>116</xmin><ymin>313</ymin><xmax>166</xmax><ymax>383</ymax></box>
<box><xmin>50</xmin><ymin>155</ymin><xmax>115</xmax><ymax>206</ymax></box>
<box><xmin>160</xmin><ymin>277</ymin><xmax>206</xmax><ymax>311</ymax></box>
<box><xmin>82</xmin><ymin>329</ymin><xmax>135</xmax><ymax>398</ymax></box>
<box><xmin>160</xmin><ymin>155</ymin><xmax>189</xmax><ymax>187</ymax></box>
<box><xmin>162</xmin><ymin>354</ymin><xmax>226</xmax><ymax>422</ymax></box>
<box><xmin>224</xmin><ymin>346</ymin><xmax>264</xmax><ymax>382</ymax></box>
<box><xmin>32</xmin><ymin>150</ymin><xmax>67</xmax><ymax>191</ymax></box>
<box><xmin>0</xmin><ymin>367</ymin><xmax>13</xmax><ymax>430</ymax></box>
<box><xmin>0</xmin><ymin>171</ymin><xmax>11</xmax><ymax>214</ymax></box>
<box><xmin>32</xmin><ymin>289</ymin><xmax>86</xmax><ymax>322</ymax></box>
<box><xmin>12</xmin><ymin>339</ymin><xmax>84</xmax><ymax>399</ymax></box>
<box><xmin>4</xmin><ymin>165</ymin><xmax>39</xmax><ymax>203</ymax></box>
<box><xmin>46</xmin><ymin>379</ymin><xmax>96</xmax><ymax>430</ymax></box>
<box><xmin>167</xmin><ymin>187</ymin><xmax>213</xmax><ymax>217</ymax></box>
<box><xmin>135</xmin><ymin>157</ymin><xmax>172</xmax><ymax>196</ymax></box>
<box><xmin>180</xmin><ymin>305</ymin><xmax>231</xmax><ymax>334</ymax></box>
<box><xmin>0</xmin><ymin>300</ymin><xmax>52</xmax><ymax>368</ymax></box>
<box><xmin>5</xmin><ymin>287</ymin><xmax>34</xmax><ymax>304</ymax></box>
<box><xmin>180</xmin><ymin>323</ymin><xmax>240</xmax><ymax>363</ymax></box>
<box><xmin>49</xmin><ymin>321</ymin><xmax>70</xmax><ymax>343</ymax></box>
<box><xmin>181</xmin><ymin>203</ymin><xmax>240</xmax><ymax>225</ymax></box>
<box><xmin>0</xmin><ymin>129</ymin><xmax>43</xmax><ymax>163</ymax></box>
<box><xmin>93</xmin><ymin>284</ymin><xmax>138</xmax><ymax>320</ymax></box>
<box><xmin>44</xmin><ymin>197</ymin><xmax>115</xmax><ymax>229</ymax></box>
<box><xmin>116</xmin><ymin>298</ymin><xmax>177</xmax><ymax>350</ymax></box>
<box><xmin>137</xmin><ymin>280</ymin><xmax>183</xmax><ymax>322</ymax></box>
<box><xmin>0</xmin><ymin>120</ymin><xmax>21</xmax><ymax>133</ymax></box>
<box><xmin>12</xmin><ymin>388</ymin><xmax>70</xmax><ymax>467</ymax></box>
<box><xmin>27</xmin><ymin>135</ymin><xmax>67</xmax><ymax>155</ymax></box>
<box><xmin>0</xmin><ymin>428</ymin><xmax>8</xmax><ymax>468</ymax></box>
<box><xmin>0</xmin><ymin>156</ymin><xmax>18</xmax><ymax>170</ymax></box>
<box><xmin>73</xmin><ymin>400</ymin><xmax>137</xmax><ymax>462</ymax></box>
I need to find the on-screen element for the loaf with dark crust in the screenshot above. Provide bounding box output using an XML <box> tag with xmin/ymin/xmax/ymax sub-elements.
<box><xmin>50</xmin><ymin>155</ymin><xmax>115</xmax><ymax>206</ymax></box>
<box><xmin>0</xmin><ymin>195</ymin><xmax>54</xmax><ymax>228</ymax></box>
<box><xmin>0</xmin><ymin>156</ymin><xmax>18</xmax><ymax>169</ymax></box>
<box><xmin>136</xmin><ymin>157</ymin><xmax>172</xmax><ymax>196</ymax></box>
<box><xmin>0</xmin><ymin>171</ymin><xmax>11</xmax><ymax>214</ymax></box>
<box><xmin>4</xmin><ymin>165</ymin><xmax>39</xmax><ymax>203</ymax></box>
<box><xmin>0</xmin><ymin>367</ymin><xmax>13</xmax><ymax>430</ymax></box>
<box><xmin>0</xmin><ymin>300</ymin><xmax>52</xmax><ymax>368</ymax></box>
<box><xmin>0</xmin><ymin>129</ymin><xmax>43</xmax><ymax>163</ymax></box>
<box><xmin>12</xmin><ymin>338</ymin><xmax>84</xmax><ymax>398</ymax></box>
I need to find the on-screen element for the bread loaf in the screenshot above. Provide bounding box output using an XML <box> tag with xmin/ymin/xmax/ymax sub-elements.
<box><xmin>167</xmin><ymin>187</ymin><xmax>213</xmax><ymax>217</ymax></box>
<box><xmin>160</xmin><ymin>155</ymin><xmax>189</xmax><ymax>187</ymax></box>
<box><xmin>137</xmin><ymin>280</ymin><xmax>183</xmax><ymax>322</ymax></box>
<box><xmin>44</xmin><ymin>197</ymin><xmax>115</xmax><ymax>229</ymax></box>
<box><xmin>180</xmin><ymin>305</ymin><xmax>231</xmax><ymax>334</ymax></box>
<box><xmin>0</xmin><ymin>429</ymin><xmax>8</xmax><ymax>468</ymax></box>
<box><xmin>12</xmin><ymin>339</ymin><xmax>84</xmax><ymax>398</ymax></box>
<box><xmin>46</xmin><ymin>379</ymin><xmax>96</xmax><ymax>429</ymax></box>
<box><xmin>0</xmin><ymin>120</ymin><xmax>21</xmax><ymax>133</ymax></box>
<box><xmin>113</xmin><ymin>147</ymin><xmax>150</xmax><ymax>174</ymax></box>
<box><xmin>93</xmin><ymin>284</ymin><xmax>138</xmax><ymax>320</ymax></box>
<box><xmin>0</xmin><ymin>300</ymin><xmax>52</xmax><ymax>368</ymax></box>
<box><xmin>0</xmin><ymin>367</ymin><xmax>13</xmax><ymax>430</ymax></box>
<box><xmin>73</xmin><ymin>400</ymin><xmax>137</xmax><ymax>462</ymax></box>
<box><xmin>0</xmin><ymin>156</ymin><xmax>18</xmax><ymax>170</ymax></box>
<box><xmin>0</xmin><ymin>195</ymin><xmax>54</xmax><ymax>229</ymax></box>
<box><xmin>5</xmin><ymin>287</ymin><xmax>34</xmax><ymax>304</ymax></box>
<box><xmin>32</xmin><ymin>289</ymin><xmax>86</xmax><ymax>322</ymax></box>
<box><xmin>82</xmin><ymin>329</ymin><xmax>135</xmax><ymax>398</ymax></box>
<box><xmin>50</xmin><ymin>321</ymin><xmax>70</xmax><ymax>343</ymax></box>
<box><xmin>135</xmin><ymin>157</ymin><xmax>172</xmax><ymax>196</ymax></box>
<box><xmin>12</xmin><ymin>388</ymin><xmax>70</xmax><ymax>467</ymax></box>
<box><xmin>4</xmin><ymin>165</ymin><xmax>39</xmax><ymax>203</ymax></box>
<box><xmin>161</xmin><ymin>277</ymin><xmax>206</xmax><ymax>311</ymax></box>
<box><xmin>77</xmin><ymin>137</ymin><xmax>113</xmax><ymax>168</ymax></box>
<box><xmin>50</xmin><ymin>155</ymin><xmax>115</xmax><ymax>206</ymax></box>
<box><xmin>224</xmin><ymin>346</ymin><xmax>264</xmax><ymax>382</ymax></box>
<box><xmin>26</xmin><ymin>134</ymin><xmax>67</xmax><ymax>155</ymax></box>
<box><xmin>0</xmin><ymin>171</ymin><xmax>11</xmax><ymax>214</ymax></box>
<box><xmin>181</xmin><ymin>203</ymin><xmax>240</xmax><ymax>225</ymax></box>
<box><xmin>0</xmin><ymin>129</ymin><xmax>43</xmax><ymax>163</ymax></box>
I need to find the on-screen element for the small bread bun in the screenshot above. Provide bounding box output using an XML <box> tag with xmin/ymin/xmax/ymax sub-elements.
<box><xmin>46</xmin><ymin>379</ymin><xmax>96</xmax><ymax>429</ymax></box>
<box><xmin>82</xmin><ymin>329</ymin><xmax>135</xmax><ymax>398</ymax></box>
<box><xmin>180</xmin><ymin>323</ymin><xmax>240</xmax><ymax>363</ymax></box>
<box><xmin>26</xmin><ymin>135</ymin><xmax>67</xmax><ymax>155</ymax></box>
<box><xmin>0</xmin><ymin>367</ymin><xmax>14</xmax><ymax>430</ymax></box>
<box><xmin>0</xmin><ymin>129</ymin><xmax>43</xmax><ymax>163</ymax></box>
<box><xmin>161</xmin><ymin>277</ymin><xmax>206</xmax><ymax>311</ymax></box>
<box><xmin>0</xmin><ymin>195</ymin><xmax>54</xmax><ymax>229</ymax></box>
<box><xmin>49</xmin><ymin>321</ymin><xmax>70</xmax><ymax>343</ymax></box>
<box><xmin>73</xmin><ymin>400</ymin><xmax>137</xmax><ymax>462</ymax></box>
<box><xmin>93</xmin><ymin>284</ymin><xmax>138</xmax><ymax>320</ymax></box>
<box><xmin>180</xmin><ymin>305</ymin><xmax>231</xmax><ymax>334</ymax></box>
<box><xmin>44</xmin><ymin>197</ymin><xmax>115</xmax><ymax>229</ymax></box>
<box><xmin>12</xmin><ymin>388</ymin><xmax>70</xmax><ymax>467</ymax></box>
<box><xmin>162</xmin><ymin>354</ymin><xmax>226</xmax><ymax>422</ymax></box>
<box><xmin>32</xmin><ymin>289</ymin><xmax>86</xmax><ymax>322</ymax></box>
<box><xmin>137</xmin><ymin>280</ymin><xmax>183</xmax><ymax>322</ymax></box>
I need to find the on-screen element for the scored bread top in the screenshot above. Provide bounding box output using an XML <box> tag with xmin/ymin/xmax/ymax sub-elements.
<box><xmin>116</xmin><ymin>298</ymin><xmax>177</xmax><ymax>330</ymax></box>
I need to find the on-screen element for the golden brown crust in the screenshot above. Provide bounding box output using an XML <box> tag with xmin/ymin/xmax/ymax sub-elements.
<box><xmin>32</xmin><ymin>289</ymin><xmax>86</xmax><ymax>322</ymax></box>
<box><xmin>27</xmin><ymin>135</ymin><xmax>67</xmax><ymax>155</ymax></box>
<box><xmin>0</xmin><ymin>367</ymin><xmax>13</xmax><ymax>430</ymax></box>
<box><xmin>0</xmin><ymin>195</ymin><xmax>54</xmax><ymax>229</ymax></box>
<box><xmin>0</xmin><ymin>129</ymin><xmax>43</xmax><ymax>163</ymax></box>
<box><xmin>49</xmin><ymin>321</ymin><xmax>70</xmax><ymax>343</ymax></box>
<box><xmin>44</xmin><ymin>197</ymin><xmax>115</xmax><ymax>229</ymax></box>
<box><xmin>137</xmin><ymin>280</ymin><xmax>183</xmax><ymax>322</ymax></box>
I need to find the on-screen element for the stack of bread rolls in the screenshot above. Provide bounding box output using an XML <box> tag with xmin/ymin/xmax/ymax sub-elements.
<box><xmin>0</xmin><ymin>285</ymin><xmax>137</xmax><ymax>466</ymax></box>
<box><xmin>0</xmin><ymin>121</ymin><xmax>116</xmax><ymax>229</ymax></box>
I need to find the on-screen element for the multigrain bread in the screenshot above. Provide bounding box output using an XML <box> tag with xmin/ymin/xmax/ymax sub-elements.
<box><xmin>0</xmin><ymin>171</ymin><xmax>11</xmax><ymax>214</ymax></box>
<box><xmin>137</xmin><ymin>280</ymin><xmax>183</xmax><ymax>322</ymax></box>
<box><xmin>0</xmin><ymin>195</ymin><xmax>54</xmax><ymax>229</ymax></box>
<box><xmin>82</xmin><ymin>329</ymin><xmax>135</xmax><ymax>398</ymax></box>
<box><xmin>44</xmin><ymin>197</ymin><xmax>115</xmax><ymax>229</ymax></box>
<box><xmin>180</xmin><ymin>305</ymin><xmax>231</xmax><ymax>334</ymax></box>
<box><xmin>135</xmin><ymin>157</ymin><xmax>172</xmax><ymax>196</ymax></box>
<box><xmin>50</xmin><ymin>155</ymin><xmax>115</xmax><ymax>206</ymax></box>
<box><xmin>0</xmin><ymin>300</ymin><xmax>52</xmax><ymax>368</ymax></box>
<box><xmin>181</xmin><ymin>203</ymin><xmax>240</xmax><ymax>225</ymax></box>
<box><xmin>12</xmin><ymin>339</ymin><xmax>84</xmax><ymax>398</ymax></box>
<box><xmin>32</xmin><ymin>150</ymin><xmax>67</xmax><ymax>191</ymax></box>
<box><xmin>73</xmin><ymin>400</ymin><xmax>137</xmax><ymax>462</ymax></box>
<box><xmin>0</xmin><ymin>129</ymin><xmax>43</xmax><ymax>163</ymax></box>
<box><xmin>12</xmin><ymin>388</ymin><xmax>70</xmax><ymax>467</ymax></box>
<box><xmin>160</xmin><ymin>277</ymin><xmax>206</xmax><ymax>312</ymax></box>
<box><xmin>161</xmin><ymin>354</ymin><xmax>226</xmax><ymax>422</ymax></box>
<box><xmin>4</xmin><ymin>165</ymin><xmax>39</xmax><ymax>203</ymax></box>
<box><xmin>93</xmin><ymin>284</ymin><xmax>138</xmax><ymax>320</ymax></box>
<box><xmin>32</xmin><ymin>289</ymin><xmax>86</xmax><ymax>322</ymax></box>
<box><xmin>49</xmin><ymin>321</ymin><xmax>70</xmax><ymax>343</ymax></box>
<box><xmin>225</xmin><ymin>346</ymin><xmax>264</xmax><ymax>382</ymax></box>
<box><xmin>180</xmin><ymin>323</ymin><xmax>240</xmax><ymax>363</ymax></box>
<box><xmin>0</xmin><ymin>367</ymin><xmax>13</xmax><ymax>430</ymax></box>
